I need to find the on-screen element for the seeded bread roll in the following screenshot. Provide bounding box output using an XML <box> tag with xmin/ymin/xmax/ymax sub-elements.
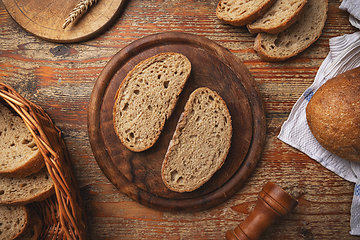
<box><xmin>161</xmin><ymin>87</ymin><xmax>232</xmax><ymax>192</ymax></box>
<box><xmin>216</xmin><ymin>0</ymin><xmax>277</xmax><ymax>26</ymax></box>
<box><xmin>306</xmin><ymin>67</ymin><xmax>360</xmax><ymax>163</ymax></box>
<box><xmin>113</xmin><ymin>52</ymin><xmax>191</xmax><ymax>152</ymax></box>
<box><xmin>0</xmin><ymin>205</ymin><xmax>29</xmax><ymax>240</ymax></box>
<box><xmin>0</xmin><ymin>167</ymin><xmax>54</xmax><ymax>205</ymax></box>
<box><xmin>253</xmin><ymin>0</ymin><xmax>328</xmax><ymax>61</ymax></box>
<box><xmin>0</xmin><ymin>103</ymin><xmax>44</xmax><ymax>178</ymax></box>
<box><xmin>247</xmin><ymin>0</ymin><xmax>307</xmax><ymax>34</ymax></box>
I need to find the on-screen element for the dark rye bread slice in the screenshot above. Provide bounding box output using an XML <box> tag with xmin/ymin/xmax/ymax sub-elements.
<box><xmin>113</xmin><ymin>52</ymin><xmax>191</xmax><ymax>152</ymax></box>
<box><xmin>161</xmin><ymin>88</ymin><xmax>232</xmax><ymax>192</ymax></box>
<box><xmin>0</xmin><ymin>205</ymin><xmax>29</xmax><ymax>240</ymax></box>
<box><xmin>0</xmin><ymin>167</ymin><xmax>54</xmax><ymax>205</ymax></box>
<box><xmin>216</xmin><ymin>0</ymin><xmax>277</xmax><ymax>26</ymax></box>
<box><xmin>253</xmin><ymin>0</ymin><xmax>328</xmax><ymax>61</ymax></box>
<box><xmin>0</xmin><ymin>103</ymin><xmax>45</xmax><ymax>178</ymax></box>
<box><xmin>247</xmin><ymin>0</ymin><xmax>307</xmax><ymax>34</ymax></box>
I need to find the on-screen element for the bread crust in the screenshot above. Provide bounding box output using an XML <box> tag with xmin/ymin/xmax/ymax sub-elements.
<box><xmin>113</xmin><ymin>52</ymin><xmax>191</xmax><ymax>152</ymax></box>
<box><xmin>306</xmin><ymin>67</ymin><xmax>360</xmax><ymax>163</ymax></box>
<box><xmin>216</xmin><ymin>0</ymin><xmax>277</xmax><ymax>27</ymax></box>
<box><xmin>161</xmin><ymin>87</ymin><xmax>232</xmax><ymax>192</ymax></box>
<box><xmin>247</xmin><ymin>0</ymin><xmax>307</xmax><ymax>34</ymax></box>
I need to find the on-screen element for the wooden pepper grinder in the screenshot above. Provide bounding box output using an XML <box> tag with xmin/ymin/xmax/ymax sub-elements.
<box><xmin>226</xmin><ymin>181</ymin><xmax>298</xmax><ymax>240</ymax></box>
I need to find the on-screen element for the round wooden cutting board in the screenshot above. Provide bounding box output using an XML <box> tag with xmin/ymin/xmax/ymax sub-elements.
<box><xmin>88</xmin><ymin>32</ymin><xmax>266</xmax><ymax>212</ymax></box>
<box><xmin>2</xmin><ymin>0</ymin><xmax>126</xmax><ymax>43</ymax></box>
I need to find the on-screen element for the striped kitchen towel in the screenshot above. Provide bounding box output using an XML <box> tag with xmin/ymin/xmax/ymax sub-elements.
<box><xmin>277</xmin><ymin>3</ymin><xmax>360</xmax><ymax>235</ymax></box>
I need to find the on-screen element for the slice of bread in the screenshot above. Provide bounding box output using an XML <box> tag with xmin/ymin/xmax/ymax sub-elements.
<box><xmin>0</xmin><ymin>167</ymin><xmax>54</xmax><ymax>205</ymax></box>
<box><xmin>16</xmin><ymin>205</ymin><xmax>43</xmax><ymax>240</ymax></box>
<box><xmin>161</xmin><ymin>87</ymin><xmax>232</xmax><ymax>192</ymax></box>
<box><xmin>247</xmin><ymin>0</ymin><xmax>307</xmax><ymax>34</ymax></box>
<box><xmin>0</xmin><ymin>205</ymin><xmax>29</xmax><ymax>240</ymax></box>
<box><xmin>0</xmin><ymin>103</ymin><xmax>44</xmax><ymax>178</ymax></box>
<box><xmin>113</xmin><ymin>52</ymin><xmax>191</xmax><ymax>152</ymax></box>
<box><xmin>253</xmin><ymin>0</ymin><xmax>328</xmax><ymax>61</ymax></box>
<box><xmin>216</xmin><ymin>0</ymin><xmax>277</xmax><ymax>26</ymax></box>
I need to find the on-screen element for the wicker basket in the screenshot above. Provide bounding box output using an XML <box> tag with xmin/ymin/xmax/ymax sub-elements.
<box><xmin>0</xmin><ymin>82</ymin><xmax>87</xmax><ymax>240</ymax></box>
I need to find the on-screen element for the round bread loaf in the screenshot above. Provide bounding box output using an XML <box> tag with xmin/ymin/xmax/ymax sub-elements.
<box><xmin>306</xmin><ymin>67</ymin><xmax>360</xmax><ymax>163</ymax></box>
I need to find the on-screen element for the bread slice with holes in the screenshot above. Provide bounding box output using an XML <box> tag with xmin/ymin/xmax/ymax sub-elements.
<box><xmin>0</xmin><ymin>103</ymin><xmax>44</xmax><ymax>178</ymax></box>
<box><xmin>113</xmin><ymin>52</ymin><xmax>191</xmax><ymax>152</ymax></box>
<box><xmin>216</xmin><ymin>0</ymin><xmax>277</xmax><ymax>26</ymax></box>
<box><xmin>247</xmin><ymin>0</ymin><xmax>307</xmax><ymax>34</ymax></box>
<box><xmin>253</xmin><ymin>0</ymin><xmax>328</xmax><ymax>61</ymax></box>
<box><xmin>0</xmin><ymin>205</ymin><xmax>29</xmax><ymax>240</ymax></box>
<box><xmin>0</xmin><ymin>167</ymin><xmax>54</xmax><ymax>205</ymax></box>
<box><xmin>161</xmin><ymin>87</ymin><xmax>232</xmax><ymax>192</ymax></box>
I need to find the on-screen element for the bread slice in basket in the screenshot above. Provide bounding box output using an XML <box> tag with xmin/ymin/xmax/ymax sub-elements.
<box><xmin>253</xmin><ymin>0</ymin><xmax>328</xmax><ymax>61</ymax></box>
<box><xmin>113</xmin><ymin>52</ymin><xmax>191</xmax><ymax>152</ymax></box>
<box><xmin>0</xmin><ymin>205</ymin><xmax>29</xmax><ymax>240</ymax></box>
<box><xmin>0</xmin><ymin>103</ymin><xmax>45</xmax><ymax>178</ymax></box>
<box><xmin>0</xmin><ymin>167</ymin><xmax>54</xmax><ymax>205</ymax></box>
<box><xmin>16</xmin><ymin>205</ymin><xmax>43</xmax><ymax>240</ymax></box>
<box><xmin>247</xmin><ymin>0</ymin><xmax>307</xmax><ymax>34</ymax></box>
<box><xmin>161</xmin><ymin>87</ymin><xmax>232</xmax><ymax>192</ymax></box>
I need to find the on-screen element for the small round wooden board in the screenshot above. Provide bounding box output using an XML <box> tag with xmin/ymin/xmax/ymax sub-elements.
<box><xmin>2</xmin><ymin>0</ymin><xmax>126</xmax><ymax>43</ymax></box>
<box><xmin>88</xmin><ymin>32</ymin><xmax>266</xmax><ymax>212</ymax></box>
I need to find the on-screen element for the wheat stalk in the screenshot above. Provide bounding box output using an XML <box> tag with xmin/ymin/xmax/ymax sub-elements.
<box><xmin>63</xmin><ymin>0</ymin><xmax>98</xmax><ymax>29</ymax></box>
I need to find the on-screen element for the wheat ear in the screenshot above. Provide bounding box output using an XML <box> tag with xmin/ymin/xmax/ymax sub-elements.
<box><xmin>63</xmin><ymin>0</ymin><xmax>98</xmax><ymax>29</ymax></box>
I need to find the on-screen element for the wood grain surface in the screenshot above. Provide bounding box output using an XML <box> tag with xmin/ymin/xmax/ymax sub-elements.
<box><xmin>0</xmin><ymin>0</ymin><xmax>358</xmax><ymax>239</ymax></box>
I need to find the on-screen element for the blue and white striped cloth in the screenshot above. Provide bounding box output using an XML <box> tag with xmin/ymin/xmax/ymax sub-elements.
<box><xmin>278</xmin><ymin>1</ymin><xmax>360</xmax><ymax>235</ymax></box>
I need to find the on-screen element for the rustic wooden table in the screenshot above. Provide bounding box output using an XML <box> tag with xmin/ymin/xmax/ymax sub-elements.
<box><xmin>0</xmin><ymin>0</ymin><xmax>358</xmax><ymax>239</ymax></box>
